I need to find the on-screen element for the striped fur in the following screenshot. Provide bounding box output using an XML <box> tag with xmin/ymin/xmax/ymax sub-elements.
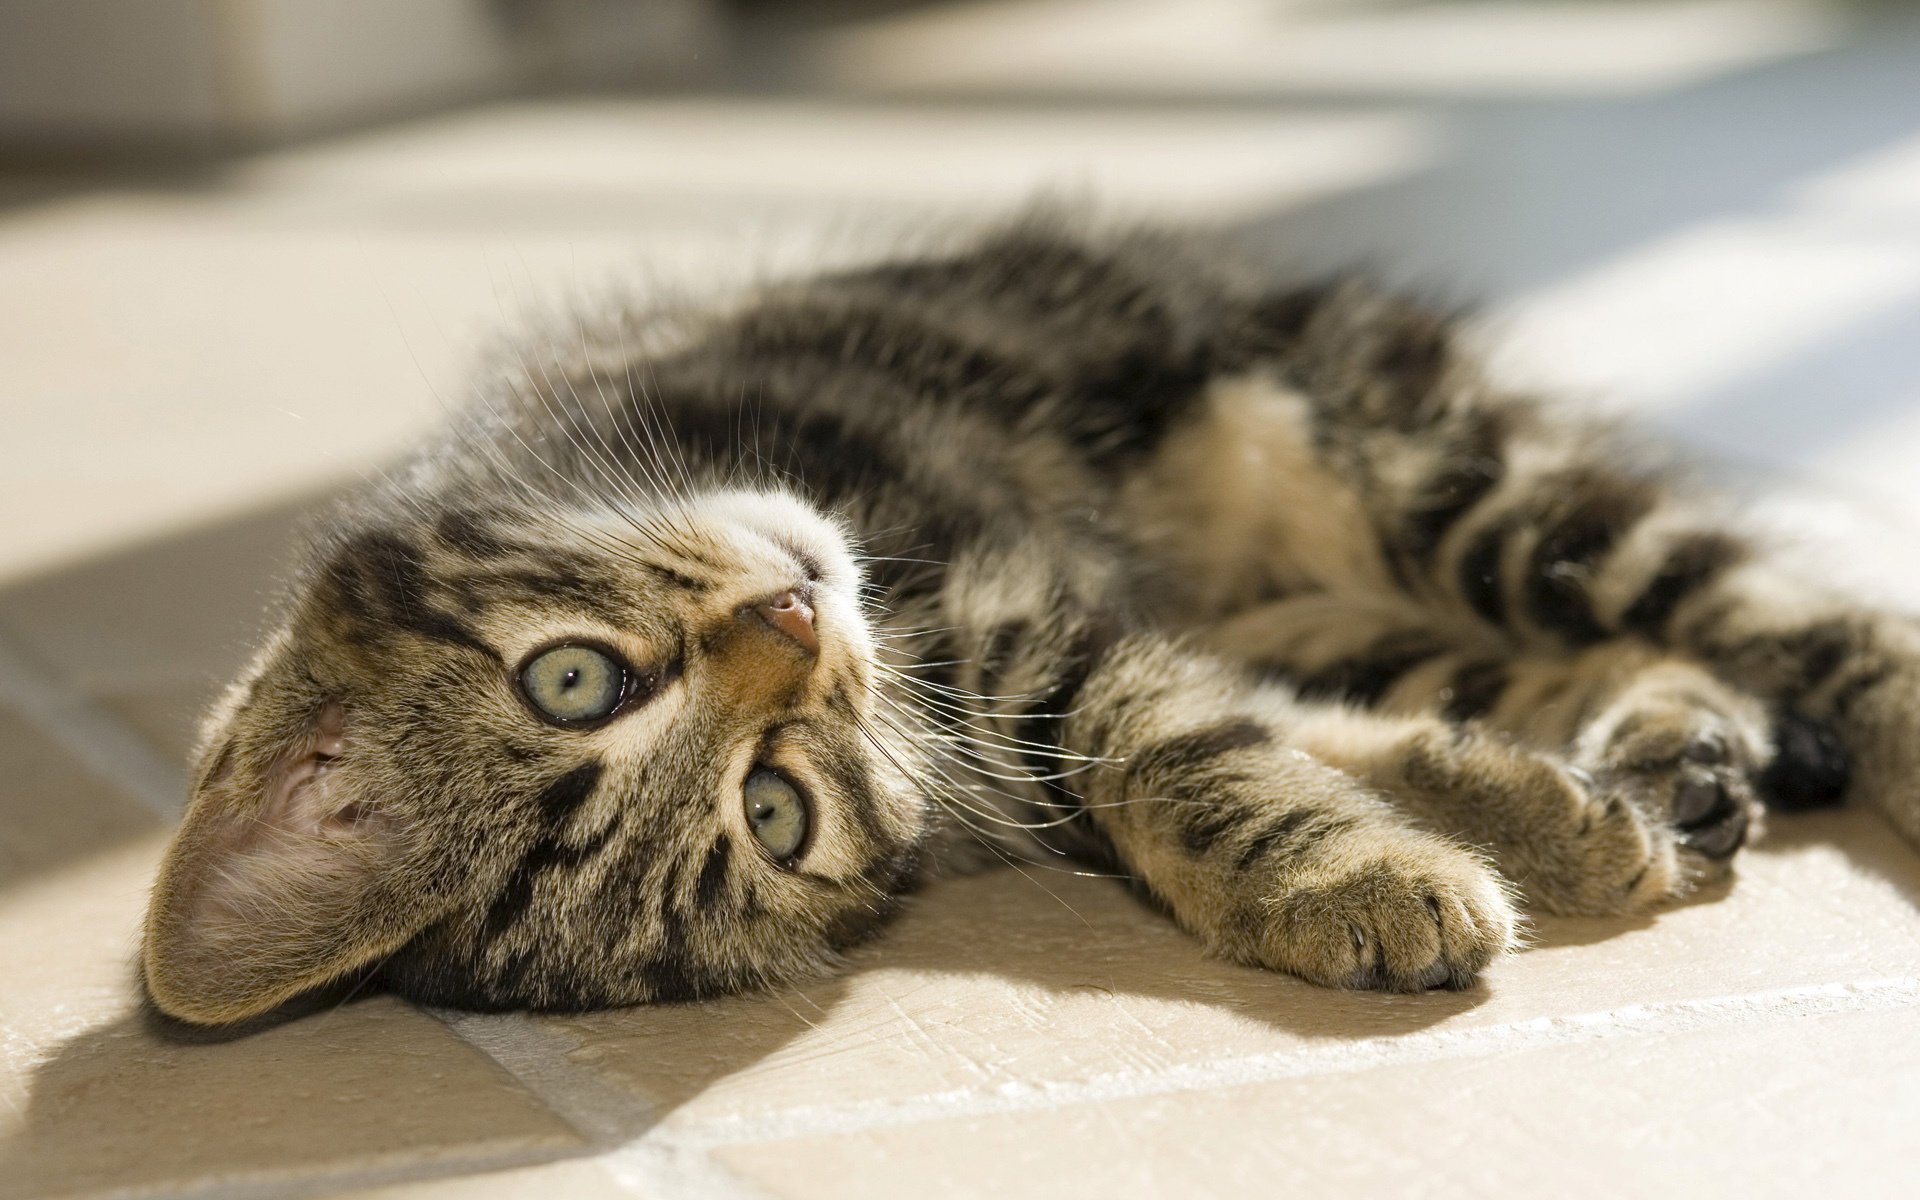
<box><xmin>144</xmin><ymin>217</ymin><xmax>1903</xmax><ymax>1024</ymax></box>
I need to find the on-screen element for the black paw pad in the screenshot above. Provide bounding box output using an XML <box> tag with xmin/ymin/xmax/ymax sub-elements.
<box><xmin>1757</xmin><ymin>711</ymin><xmax>1850</xmax><ymax>811</ymax></box>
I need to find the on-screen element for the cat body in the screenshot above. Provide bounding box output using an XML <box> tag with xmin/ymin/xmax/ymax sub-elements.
<box><xmin>144</xmin><ymin>220</ymin><xmax>1910</xmax><ymax>1026</ymax></box>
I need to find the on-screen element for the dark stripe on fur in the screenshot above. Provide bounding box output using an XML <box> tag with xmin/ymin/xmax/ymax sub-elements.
<box><xmin>436</xmin><ymin>509</ymin><xmax>514</xmax><ymax>559</ymax></box>
<box><xmin>1235</xmin><ymin>808</ymin><xmax>1357</xmax><ymax>870</ymax></box>
<box><xmin>730</xmin><ymin>300</ymin><xmax>1054</xmax><ymax>424</ymax></box>
<box><xmin>1619</xmin><ymin>532</ymin><xmax>1746</xmax><ymax>639</ymax></box>
<box><xmin>535</xmin><ymin>761</ymin><xmax>604</xmax><ymax>827</ymax></box>
<box><xmin>481</xmin><ymin>815</ymin><xmax>620</xmax><ymax>944</ymax></box>
<box><xmin>1012</xmin><ymin>620</ymin><xmax>1126</xmax><ymax>862</ymax></box>
<box><xmin>838</xmin><ymin>233</ymin><xmax>1215</xmax><ymax>464</ymax></box>
<box><xmin>817</xmin><ymin>746</ymin><xmax>892</xmax><ymax>853</ymax></box>
<box><xmin>1458</xmin><ymin>517</ymin><xmax>1512</xmax><ymax>627</ymax></box>
<box><xmin>329</xmin><ymin>531</ymin><xmax>499</xmax><ymax>659</ymax></box>
<box><xmin>1283</xmin><ymin>632</ymin><xmax>1448</xmax><ymax>709</ymax></box>
<box><xmin>1177</xmin><ymin>801</ymin><xmax>1252</xmax><ymax>855</ymax></box>
<box><xmin>1013</xmin><ymin>618</ymin><xmax>1123</xmax><ymax>779</ymax></box>
<box><xmin>1127</xmin><ymin>719</ymin><xmax>1272</xmax><ymax>785</ymax></box>
<box><xmin>1441</xmin><ymin>659</ymin><xmax>1509</xmax><ymax>722</ymax></box>
<box><xmin>694</xmin><ymin>835</ymin><xmax>734</xmax><ymax>909</ymax></box>
<box><xmin>1395</xmin><ymin>413</ymin><xmax>1508</xmax><ymax>576</ymax></box>
<box><xmin>643</xmin><ymin>862</ymin><xmax>702</xmax><ymax>1002</ymax></box>
<box><xmin>473</xmin><ymin>565</ymin><xmax>631</xmax><ymax>624</ymax></box>
<box><xmin>1525</xmin><ymin>474</ymin><xmax>1656</xmax><ymax>644</ymax></box>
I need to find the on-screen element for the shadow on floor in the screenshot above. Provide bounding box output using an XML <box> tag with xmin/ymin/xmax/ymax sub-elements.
<box><xmin>0</xmin><ymin>493</ymin><xmax>331</xmax><ymax>893</ymax></box>
<box><xmin>11</xmin><ymin>798</ymin><xmax>1919</xmax><ymax>1198</ymax></box>
<box><xmin>2</xmin><ymin>864</ymin><xmax>1497</xmax><ymax>1198</ymax></box>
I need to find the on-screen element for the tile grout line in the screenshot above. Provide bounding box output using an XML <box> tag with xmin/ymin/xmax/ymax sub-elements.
<box><xmin>429</xmin><ymin>977</ymin><xmax>1920</xmax><ymax>1183</ymax></box>
<box><xmin>435</xmin><ymin>1011</ymin><xmax>782</xmax><ymax>1200</ymax></box>
<box><xmin>660</xmin><ymin>976</ymin><xmax>1920</xmax><ymax>1150</ymax></box>
<box><xmin>95</xmin><ymin>1014</ymin><xmax>742</xmax><ymax>1200</ymax></box>
<box><xmin>73</xmin><ymin>1143</ymin><xmax>581</xmax><ymax>1200</ymax></box>
<box><xmin>0</xmin><ymin>634</ymin><xmax>599</xmax><ymax>1200</ymax></box>
<box><xmin>0</xmin><ymin>629</ymin><xmax>185</xmax><ymax>820</ymax></box>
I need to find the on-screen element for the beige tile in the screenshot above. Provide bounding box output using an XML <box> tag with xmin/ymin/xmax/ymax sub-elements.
<box><xmin>333</xmin><ymin>1159</ymin><xmax>633</xmax><ymax>1200</ymax></box>
<box><xmin>783</xmin><ymin>0</ymin><xmax>1835</xmax><ymax>100</ymax></box>
<box><xmin>0</xmin><ymin>714</ymin><xmax>162</xmax><ymax>886</ymax></box>
<box><xmin>540</xmin><ymin>809</ymin><xmax>1920</xmax><ymax>1132</ymax></box>
<box><xmin>95</xmin><ymin>681</ymin><xmax>219</xmax><ymax>765</ymax></box>
<box><xmin>227</xmin><ymin>96</ymin><xmax>1425</xmax><ymax>225</ymax></box>
<box><xmin>714</xmin><ymin>1004</ymin><xmax>1920</xmax><ymax>1200</ymax></box>
<box><xmin>0</xmin><ymin>496</ymin><xmax>315</xmax><ymax>696</ymax></box>
<box><xmin>0</xmin><ymin>213</ymin><xmax>446</xmax><ymax>585</ymax></box>
<box><xmin>0</xmin><ymin>836</ymin><xmax>585</xmax><ymax>1200</ymax></box>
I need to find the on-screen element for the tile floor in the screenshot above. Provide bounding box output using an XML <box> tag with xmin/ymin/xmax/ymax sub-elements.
<box><xmin>4</xmin><ymin>2</ymin><xmax>1919</xmax><ymax>1197</ymax></box>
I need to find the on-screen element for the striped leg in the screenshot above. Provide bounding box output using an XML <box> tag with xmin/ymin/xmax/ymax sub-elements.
<box><xmin>1613</xmin><ymin>555</ymin><xmax>1919</xmax><ymax>843</ymax></box>
<box><xmin>1317</xmin><ymin>388</ymin><xmax>1891</xmax><ymax>838</ymax></box>
<box><xmin>930</xmin><ymin>565</ymin><xmax>1519</xmax><ymax>991</ymax></box>
<box><xmin>1288</xmin><ymin>709</ymin><xmax>1682</xmax><ymax>915</ymax></box>
<box><xmin>1200</xmin><ymin>596</ymin><xmax>1779</xmax><ymax>904</ymax></box>
<box><xmin>1218</xmin><ymin>285</ymin><xmax>1876</xmax><ymax>837</ymax></box>
<box><xmin>1039</xmin><ymin>632</ymin><xmax>1517</xmax><ymax>990</ymax></box>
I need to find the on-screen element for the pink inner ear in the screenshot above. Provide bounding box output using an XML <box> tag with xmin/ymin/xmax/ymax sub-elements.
<box><xmin>148</xmin><ymin>700</ymin><xmax>419</xmax><ymax>1023</ymax></box>
<box><xmin>312</xmin><ymin>701</ymin><xmax>347</xmax><ymax>758</ymax></box>
<box><xmin>259</xmin><ymin>702</ymin><xmax>390</xmax><ymax>839</ymax></box>
<box><xmin>179</xmin><ymin>701</ymin><xmax>404</xmax><ymax>946</ymax></box>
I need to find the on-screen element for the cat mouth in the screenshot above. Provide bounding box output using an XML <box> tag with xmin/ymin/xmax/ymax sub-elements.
<box><xmin>779</xmin><ymin>540</ymin><xmax>826</xmax><ymax>584</ymax></box>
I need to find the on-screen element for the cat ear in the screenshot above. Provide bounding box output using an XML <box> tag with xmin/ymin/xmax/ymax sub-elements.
<box><xmin>143</xmin><ymin>701</ymin><xmax>434</xmax><ymax>1025</ymax></box>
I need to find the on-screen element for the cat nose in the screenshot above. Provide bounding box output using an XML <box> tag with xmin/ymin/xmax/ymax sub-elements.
<box><xmin>752</xmin><ymin>588</ymin><xmax>817</xmax><ymax>654</ymax></box>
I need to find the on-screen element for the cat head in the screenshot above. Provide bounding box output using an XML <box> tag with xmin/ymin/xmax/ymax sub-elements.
<box><xmin>142</xmin><ymin>485</ymin><xmax>929</xmax><ymax>1025</ymax></box>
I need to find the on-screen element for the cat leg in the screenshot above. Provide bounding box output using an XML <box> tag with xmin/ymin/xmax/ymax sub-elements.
<box><xmin>1351</xmin><ymin>403</ymin><xmax>1889</xmax><ymax>833</ymax></box>
<box><xmin>1287</xmin><ymin>707</ymin><xmax>1685</xmax><ymax>916</ymax></box>
<box><xmin>1210</xmin><ymin>283</ymin><xmax>1898</xmax><ymax>841</ymax></box>
<box><xmin>946</xmin><ymin>603</ymin><xmax>1518</xmax><ymax>992</ymax></box>
<box><xmin>1595</xmin><ymin>549</ymin><xmax>1917</xmax><ymax>840</ymax></box>
<box><xmin>1202</xmin><ymin>596</ymin><xmax>1780</xmax><ymax>909</ymax></box>
<box><xmin>1070</xmin><ymin>635</ymin><xmax>1517</xmax><ymax>989</ymax></box>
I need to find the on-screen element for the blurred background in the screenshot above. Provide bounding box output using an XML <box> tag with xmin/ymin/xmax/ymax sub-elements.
<box><xmin>3</xmin><ymin>0</ymin><xmax>1920</xmax><ymax>889</ymax></box>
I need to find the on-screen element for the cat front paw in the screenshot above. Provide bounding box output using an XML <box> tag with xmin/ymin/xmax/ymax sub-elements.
<box><xmin>1254</xmin><ymin>840</ymin><xmax>1517</xmax><ymax>992</ymax></box>
<box><xmin>1662</xmin><ymin>732</ymin><xmax>1759</xmax><ymax>860</ymax></box>
<box><xmin>1577</xmin><ymin>673</ymin><xmax>1770</xmax><ymax>882</ymax></box>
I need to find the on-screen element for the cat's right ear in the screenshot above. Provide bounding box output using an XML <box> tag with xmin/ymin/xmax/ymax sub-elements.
<box><xmin>143</xmin><ymin>694</ymin><xmax>438</xmax><ymax>1026</ymax></box>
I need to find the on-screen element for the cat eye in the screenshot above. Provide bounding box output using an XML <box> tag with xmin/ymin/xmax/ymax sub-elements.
<box><xmin>743</xmin><ymin>767</ymin><xmax>809</xmax><ymax>863</ymax></box>
<box><xmin>517</xmin><ymin>643</ymin><xmax>631</xmax><ymax>726</ymax></box>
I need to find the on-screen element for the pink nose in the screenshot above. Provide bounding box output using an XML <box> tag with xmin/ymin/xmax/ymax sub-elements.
<box><xmin>754</xmin><ymin>589</ymin><xmax>818</xmax><ymax>654</ymax></box>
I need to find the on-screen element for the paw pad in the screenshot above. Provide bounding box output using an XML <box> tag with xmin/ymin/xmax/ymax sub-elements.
<box><xmin>1672</xmin><ymin>768</ymin><xmax>1748</xmax><ymax>860</ymax></box>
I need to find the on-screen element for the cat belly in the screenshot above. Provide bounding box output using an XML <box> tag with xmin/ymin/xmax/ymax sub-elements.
<box><xmin>1120</xmin><ymin>370</ymin><xmax>1395</xmax><ymax>620</ymax></box>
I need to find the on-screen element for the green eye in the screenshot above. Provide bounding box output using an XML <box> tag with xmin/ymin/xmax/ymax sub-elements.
<box><xmin>743</xmin><ymin>768</ymin><xmax>809</xmax><ymax>862</ymax></box>
<box><xmin>518</xmin><ymin>644</ymin><xmax>628</xmax><ymax>725</ymax></box>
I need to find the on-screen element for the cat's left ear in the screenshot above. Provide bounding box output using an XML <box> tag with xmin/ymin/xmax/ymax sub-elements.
<box><xmin>143</xmin><ymin>700</ymin><xmax>437</xmax><ymax>1025</ymax></box>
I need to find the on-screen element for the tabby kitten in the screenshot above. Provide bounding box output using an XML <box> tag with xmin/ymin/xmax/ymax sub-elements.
<box><xmin>145</xmin><ymin>219</ymin><xmax>1911</xmax><ymax>1026</ymax></box>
